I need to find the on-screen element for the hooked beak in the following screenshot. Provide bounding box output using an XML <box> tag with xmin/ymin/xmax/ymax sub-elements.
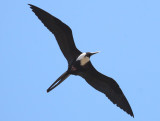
<box><xmin>90</xmin><ymin>51</ymin><xmax>100</xmax><ymax>55</ymax></box>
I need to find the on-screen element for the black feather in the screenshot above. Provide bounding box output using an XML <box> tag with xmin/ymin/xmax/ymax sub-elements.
<box><xmin>29</xmin><ymin>4</ymin><xmax>81</xmax><ymax>64</ymax></box>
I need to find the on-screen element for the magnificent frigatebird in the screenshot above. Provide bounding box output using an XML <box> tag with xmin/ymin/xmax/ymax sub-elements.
<box><xmin>29</xmin><ymin>4</ymin><xmax>134</xmax><ymax>117</ymax></box>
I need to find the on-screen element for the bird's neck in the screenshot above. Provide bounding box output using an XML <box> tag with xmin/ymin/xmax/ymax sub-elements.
<box><xmin>76</xmin><ymin>53</ymin><xmax>90</xmax><ymax>66</ymax></box>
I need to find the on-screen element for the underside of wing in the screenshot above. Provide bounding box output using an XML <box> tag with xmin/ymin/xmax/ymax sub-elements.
<box><xmin>29</xmin><ymin>4</ymin><xmax>81</xmax><ymax>64</ymax></box>
<box><xmin>78</xmin><ymin>62</ymin><xmax>134</xmax><ymax>117</ymax></box>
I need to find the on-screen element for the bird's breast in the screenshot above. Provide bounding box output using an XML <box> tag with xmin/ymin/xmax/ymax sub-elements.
<box><xmin>80</xmin><ymin>57</ymin><xmax>90</xmax><ymax>66</ymax></box>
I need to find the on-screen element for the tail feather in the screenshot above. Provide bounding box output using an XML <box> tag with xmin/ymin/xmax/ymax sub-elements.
<box><xmin>47</xmin><ymin>71</ymin><xmax>70</xmax><ymax>92</ymax></box>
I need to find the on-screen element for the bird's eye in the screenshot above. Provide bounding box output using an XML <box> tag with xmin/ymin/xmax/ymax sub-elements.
<box><xmin>85</xmin><ymin>54</ymin><xmax>89</xmax><ymax>57</ymax></box>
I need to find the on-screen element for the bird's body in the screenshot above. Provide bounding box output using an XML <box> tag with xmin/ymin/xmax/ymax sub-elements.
<box><xmin>29</xmin><ymin>4</ymin><xmax>134</xmax><ymax>117</ymax></box>
<box><xmin>70</xmin><ymin>52</ymin><xmax>98</xmax><ymax>74</ymax></box>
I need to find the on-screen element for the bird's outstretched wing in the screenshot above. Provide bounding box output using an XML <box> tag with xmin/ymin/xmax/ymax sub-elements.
<box><xmin>29</xmin><ymin>4</ymin><xmax>81</xmax><ymax>64</ymax></box>
<box><xmin>78</xmin><ymin>62</ymin><xmax>134</xmax><ymax>117</ymax></box>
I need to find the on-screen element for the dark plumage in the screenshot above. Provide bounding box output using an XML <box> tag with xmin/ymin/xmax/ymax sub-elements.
<box><xmin>29</xmin><ymin>4</ymin><xmax>134</xmax><ymax>117</ymax></box>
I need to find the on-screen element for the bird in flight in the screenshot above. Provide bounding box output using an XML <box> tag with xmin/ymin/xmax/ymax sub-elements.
<box><xmin>29</xmin><ymin>4</ymin><xmax>134</xmax><ymax>117</ymax></box>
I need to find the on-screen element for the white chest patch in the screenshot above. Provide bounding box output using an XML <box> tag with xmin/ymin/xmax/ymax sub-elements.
<box><xmin>76</xmin><ymin>53</ymin><xmax>90</xmax><ymax>66</ymax></box>
<box><xmin>80</xmin><ymin>57</ymin><xmax>90</xmax><ymax>66</ymax></box>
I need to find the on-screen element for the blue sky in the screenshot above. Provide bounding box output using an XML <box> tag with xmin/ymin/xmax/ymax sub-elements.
<box><xmin>1</xmin><ymin>0</ymin><xmax>160</xmax><ymax>121</ymax></box>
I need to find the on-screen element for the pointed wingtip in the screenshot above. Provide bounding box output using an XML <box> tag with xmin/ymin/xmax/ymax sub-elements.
<box><xmin>28</xmin><ymin>4</ymin><xmax>33</xmax><ymax>6</ymax></box>
<box><xmin>127</xmin><ymin>107</ymin><xmax>134</xmax><ymax>118</ymax></box>
<box><xmin>119</xmin><ymin>104</ymin><xmax>134</xmax><ymax>118</ymax></box>
<box><xmin>127</xmin><ymin>112</ymin><xmax>134</xmax><ymax>118</ymax></box>
<box><xmin>131</xmin><ymin>112</ymin><xmax>134</xmax><ymax>118</ymax></box>
<box><xmin>28</xmin><ymin>4</ymin><xmax>36</xmax><ymax>9</ymax></box>
<box><xmin>127</xmin><ymin>105</ymin><xmax>134</xmax><ymax>118</ymax></box>
<box><xmin>28</xmin><ymin>4</ymin><xmax>34</xmax><ymax>10</ymax></box>
<box><xmin>28</xmin><ymin>4</ymin><xmax>32</xmax><ymax>7</ymax></box>
<box><xmin>125</xmin><ymin>106</ymin><xmax>134</xmax><ymax>118</ymax></box>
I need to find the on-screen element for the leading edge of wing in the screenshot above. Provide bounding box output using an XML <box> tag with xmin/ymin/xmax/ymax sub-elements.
<box><xmin>28</xmin><ymin>4</ymin><xmax>81</xmax><ymax>64</ymax></box>
<box><xmin>78</xmin><ymin>62</ymin><xmax>134</xmax><ymax>117</ymax></box>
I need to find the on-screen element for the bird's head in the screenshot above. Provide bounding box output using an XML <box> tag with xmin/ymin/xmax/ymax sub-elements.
<box><xmin>76</xmin><ymin>51</ymin><xmax>100</xmax><ymax>66</ymax></box>
<box><xmin>86</xmin><ymin>51</ymin><xmax>100</xmax><ymax>58</ymax></box>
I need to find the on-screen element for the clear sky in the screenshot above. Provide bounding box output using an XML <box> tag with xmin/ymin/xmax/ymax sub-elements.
<box><xmin>1</xmin><ymin>0</ymin><xmax>160</xmax><ymax>121</ymax></box>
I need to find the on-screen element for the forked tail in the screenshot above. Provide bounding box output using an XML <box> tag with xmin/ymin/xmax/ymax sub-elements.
<box><xmin>47</xmin><ymin>71</ymin><xmax>70</xmax><ymax>93</ymax></box>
